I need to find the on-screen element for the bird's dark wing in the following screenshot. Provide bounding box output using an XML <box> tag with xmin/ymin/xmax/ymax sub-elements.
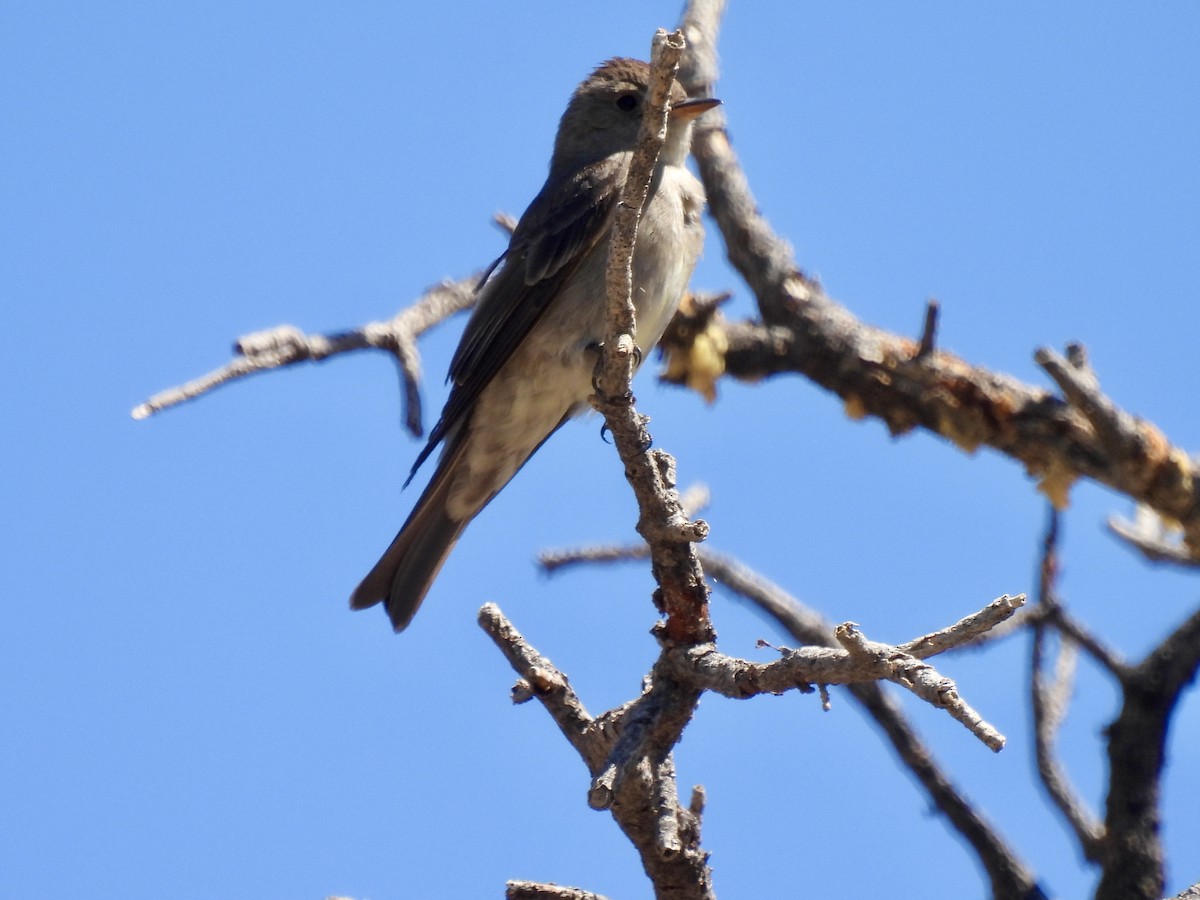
<box><xmin>406</xmin><ymin>157</ymin><xmax>626</xmax><ymax>482</ymax></box>
<box><xmin>451</xmin><ymin>157</ymin><xmax>627</xmax><ymax>386</ymax></box>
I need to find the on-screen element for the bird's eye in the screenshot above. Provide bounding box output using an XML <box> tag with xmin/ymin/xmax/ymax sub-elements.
<box><xmin>615</xmin><ymin>93</ymin><xmax>638</xmax><ymax>112</ymax></box>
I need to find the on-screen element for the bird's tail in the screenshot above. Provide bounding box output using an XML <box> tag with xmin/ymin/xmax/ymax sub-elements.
<box><xmin>350</xmin><ymin>454</ymin><xmax>469</xmax><ymax>632</ymax></box>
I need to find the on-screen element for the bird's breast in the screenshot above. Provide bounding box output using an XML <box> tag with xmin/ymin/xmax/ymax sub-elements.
<box><xmin>631</xmin><ymin>164</ymin><xmax>706</xmax><ymax>353</ymax></box>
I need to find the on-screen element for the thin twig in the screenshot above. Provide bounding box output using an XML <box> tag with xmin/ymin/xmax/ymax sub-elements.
<box><xmin>1046</xmin><ymin>605</ymin><xmax>1127</xmax><ymax>678</ymax></box>
<box><xmin>1029</xmin><ymin>508</ymin><xmax>1105</xmax><ymax>860</ymax></box>
<box><xmin>897</xmin><ymin>594</ymin><xmax>1026</xmax><ymax>659</ymax></box>
<box><xmin>132</xmin><ymin>274</ymin><xmax>478</xmax><ymax>435</ymax></box>
<box><xmin>916</xmin><ymin>298</ymin><xmax>940</xmax><ymax>359</ymax></box>
<box><xmin>688</xmin><ymin>542</ymin><xmax>1042</xmax><ymax>895</ymax></box>
<box><xmin>1108</xmin><ymin>504</ymin><xmax>1200</xmax><ymax>569</ymax></box>
<box><xmin>477</xmin><ymin>603</ymin><xmax>596</xmax><ymax>759</ymax></box>
<box><xmin>836</xmin><ymin>623</ymin><xmax>1006</xmax><ymax>751</ymax></box>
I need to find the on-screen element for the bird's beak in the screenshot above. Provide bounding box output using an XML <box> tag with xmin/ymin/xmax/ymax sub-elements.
<box><xmin>670</xmin><ymin>97</ymin><xmax>721</xmax><ymax>121</ymax></box>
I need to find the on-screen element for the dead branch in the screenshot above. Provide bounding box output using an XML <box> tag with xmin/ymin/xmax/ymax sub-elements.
<box><xmin>1108</xmin><ymin>503</ymin><xmax>1200</xmax><ymax>569</ymax></box>
<box><xmin>1096</xmin><ymin>604</ymin><xmax>1200</xmax><ymax>900</ymax></box>
<box><xmin>1029</xmin><ymin>509</ymin><xmax>1106</xmax><ymax>859</ymax></box>
<box><xmin>672</xmin><ymin>14</ymin><xmax>1200</xmax><ymax>562</ymax></box>
<box><xmin>132</xmin><ymin>274</ymin><xmax>478</xmax><ymax>435</ymax></box>
<box><xmin>541</xmin><ymin>537</ymin><xmax>1044</xmax><ymax>896</ymax></box>
<box><xmin>507</xmin><ymin>881</ymin><xmax>610</xmax><ymax>900</ymax></box>
<box><xmin>590</xmin><ymin>28</ymin><xmax>714</xmax><ymax>648</ymax></box>
<box><xmin>480</xmin><ymin>603</ymin><xmax>713</xmax><ymax>900</ymax></box>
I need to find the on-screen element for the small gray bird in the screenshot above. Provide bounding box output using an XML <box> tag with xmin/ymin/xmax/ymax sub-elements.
<box><xmin>351</xmin><ymin>58</ymin><xmax>719</xmax><ymax>631</ymax></box>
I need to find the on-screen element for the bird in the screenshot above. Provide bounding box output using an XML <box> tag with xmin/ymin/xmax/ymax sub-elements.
<box><xmin>351</xmin><ymin>57</ymin><xmax>719</xmax><ymax>631</ymax></box>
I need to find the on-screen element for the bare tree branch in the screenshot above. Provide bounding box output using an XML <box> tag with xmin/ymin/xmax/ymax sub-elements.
<box><xmin>507</xmin><ymin>881</ymin><xmax>610</xmax><ymax>900</ymax></box>
<box><xmin>541</xmin><ymin>537</ymin><xmax>1017</xmax><ymax>749</ymax></box>
<box><xmin>541</xmin><ymin>539</ymin><xmax>1045</xmax><ymax>897</ymax></box>
<box><xmin>673</xmin><ymin>8</ymin><xmax>1200</xmax><ymax>562</ymax></box>
<box><xmin>590</xmin><ymin>28</ymin><xmax>714</xmax><ymax>648</ymax></box>
<box><xmin>698</xmin><ymin>555</ymin><xmax>1045</xmax><ymax>898</ymax></box>
<box><xmin>1097</xmin><ymin>603</ymin><xmax>1200</xmax><ymax>900</ymax></box>
<box><xmin>1019</xmin><ymin>506</ymin><xmax>1200</xmax><ymax>900</ymax></box>
<box><xmin>897</xmin><ymin>594</ymin><xmax>1027</xmax><ymax>659</ymax></box>
<box><xmin>837</xmin><ymin>621</ymin><xmax>1007</xmax><ymax>750</ymax></box>
<box><xmin>477</xmin><ymin>603</ymin><xmax>597</xmax><ymax>760</ymax></box>
<box><xmin>916</xmin><ymin>298</ymin><xmax>941</xmax><ymax>360</ymax></box>
<box><xmin>1108</xmin><ymin>503</ymin><xmax>1200</xmax><ymax>569</ymax></box>
<box><xmin>1043</xmin><ymin>604</ymin><xmax>1127</xmax><ymax>679</ymax></box>
<box><xmin>132</xmin><ymin>274</ymin><xmax>479</xmax><ymax>435</ymax></box>
<box><xmin>129</xmin><ymin>0</ymin><xmax>1197</xmax><ymax>893</ymax></box>
<box><xmin>1029</xmin><ymin>509</ymin><xmax>1106</xmax><ymax>860</ymax></box>
<box><xmin>660</xmin><ymin>305</ymin><xmax>1200</xmax><ymax>564</ymax></box>
<box><xmin>655</xmin><ymin>603</ymin><xmax>1010</xmax><ymax>748</ymax></box>
<box><xmin>1034</xmin><ymin>343</ymin><xmax>1150</xmax><ymax>477</ymax></box>
<box><xmin>480</xmin><ymin>602</ymin><xmax>714</xmax><ymax>900</ymax></box>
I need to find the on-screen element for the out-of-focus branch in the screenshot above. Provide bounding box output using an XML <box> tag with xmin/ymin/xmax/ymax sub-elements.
<box><xmin>673</xmin><ymin>11</ymin><xmax>1200</xmax><ymax>561</ymax></box>
<box><xmin>1035</xmin><ymin>343</ymin><xmax>1148</xmax><ymax>478</ymax></box>
<box><xmin>507</xmin><ymin>883</ymin><xmax>609</xmax><ymax>900</ymax></box>
<box><xmin>1108</xmin><ymin>503</ymin><xmax>1200</xmax><ymax>569</ymax></box>
<box><xmin>1043</xmin><ymin>604</ymin><xmax>1126</xmax><ymax>679</ymax></box>
<box><xmin>1018</xmin><ymin>506</ymin><xmax>1200</xmax><ymax>900</ymax></box>
<box><xmin>1029</xmin><ymin>509</ymin><xmax>1105</xmax><ymax>860</ymax></box>
<box><xmin>659</xmin><ymin>310</ymin><xmax>1200</xmax><ymax>562</ymax></box>
<box><xmin>1096</xmin><ymin>603</ymin><xmax>1200</xmax><ymax>900</ymax></box>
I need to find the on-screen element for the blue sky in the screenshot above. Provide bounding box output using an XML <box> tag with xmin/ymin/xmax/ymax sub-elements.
<box><xmin>4</xmin><ymin>3</ymin><xmax>1199</xmax><ymax>898</ymax></box>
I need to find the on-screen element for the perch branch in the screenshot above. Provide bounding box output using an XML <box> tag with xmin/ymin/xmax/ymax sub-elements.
<box><xmin>589</xmin><ymin>27</ymin><xmax>714</xmax><ymax>647</ymax></box>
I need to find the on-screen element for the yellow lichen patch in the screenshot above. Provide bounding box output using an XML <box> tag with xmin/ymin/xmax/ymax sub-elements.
<box><xmin>1167</xmin><ymin>447</ymin><xmax>1194</xmax><ymax>497</ymax></box>
<box><xmin>1035</xmin><ymin>457</ymin><xmax>1076</xmax><ymax>510</ymax></box>
<box><xmin>935</xmin><ymin>410</ymin><xmax>985</xmax><ymax>455</ymax></box>
<box><xmin>1139</xmin><ymin>429</ymin><xmax>1192</xmax><ymax>503</ymax></box>
<box><xmin>883</xmin><ymin>408</ymin><xmax>918</xmax><ymax>437</ymax></box>
<box><xmin>658</xmin><ymin>292</ymin><xmax>736</xmax><ymax>401</ymax></box>
<box><xmin>844</xmin><ymin>393</ymin><xmax>868</xmax><ymax>421</ymax></box>
<box><xmin>1141</xmin><ymin>421</ymin><xmax>1172</xmax><ymax>468</ymax></box>
<box><xmin>660</xmin><ymin>317</ymin><xmax>729</xmax><ymax>404</ymax></box>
